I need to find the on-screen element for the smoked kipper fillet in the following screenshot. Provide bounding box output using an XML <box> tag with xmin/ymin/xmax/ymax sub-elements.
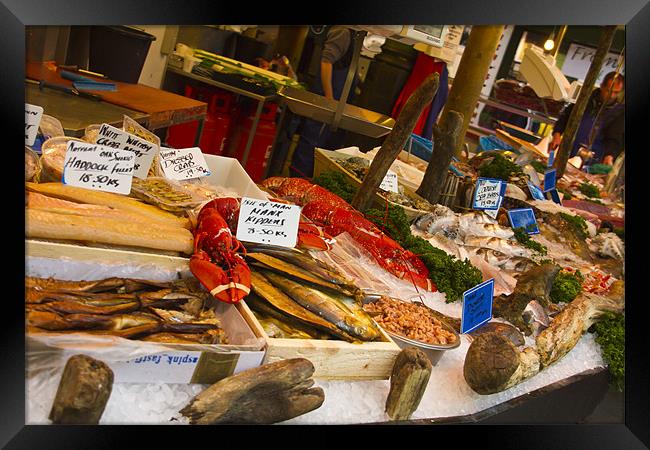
<box><xmin>25</xmin><ymin>182</ymin><xmax>190</xmax><ymax>229</ymax></box>
<box><xmin>26</xmin><ymin>209</ymin><xmax>194</xmax><ymax>254</ymax></box>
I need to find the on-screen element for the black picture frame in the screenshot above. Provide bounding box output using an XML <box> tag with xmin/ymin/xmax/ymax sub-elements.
<box><xmin>4</xmin><ymin>0</ymin><xmax>648</xmax><ymax>447</ymax></box>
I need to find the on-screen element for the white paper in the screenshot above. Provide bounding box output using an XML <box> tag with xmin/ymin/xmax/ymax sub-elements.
<box><xmin>485</xmin><ymin>208</ymin><xmax>499</xmax><ymax>219</ymax></box>
<box><xmin>62</xmin><ymin>141</ymin><xmax>135</xmax><ymax>194</ymax></box>
<box><xmin>95</xmin><ymin>123</ymin><xmax>157</xmax><ymax>179</ymax></box>
<box><xmin>473</xmin><ymin>179</ymin><xmax>503</xmax><ymax>210</ymax></box>
<box><xmin>379</xmin><ymin>170</ymin><xmax>399</xmax><ymax>193</ymax></box>
<box><xmin>25</xmin><ymin>103</ymin><xmax>44</xmax><ymax>146</ymax></box>
<box><xmin>159</xmin><ymin>147</ymin><xmax>211</xmax><ymax>181</ymax></box>
<box><xmin>235</xmin><ymin>197</ymin><xmax>300</xmax><ymax>247</ymax></box>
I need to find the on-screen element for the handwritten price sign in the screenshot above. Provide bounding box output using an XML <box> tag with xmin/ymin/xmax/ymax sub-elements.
<box><xmin>159</xmin><ymin>147</ymin><xmax>211</xmax><ymax>181</ymax></box>
<box><xmin>473</xmin><ymin>177</ymin><xmax>505</xmax><ymax>210</ymax></box>
<box><xmin>235</xmin><ymin>197</ymin><xmax>301</xmax><ymax>247</ymax></box>
<box><xmin>379</xmin><ymin>170</ymin><xmax>399</xmax><ymax>193</ymax></box>
<box><xmin>25</xmin><ymin>103</ymin><xmax>44</xmax><ymax>146</ymax></box>
<box><xmin>95</xmin><ymin>124</ymin><xmax>157</xmax><ymax>179</ymax></box>
<box><xmin>62</xmin><ymin>141</ymin><xmax>135</xmax><ymax>194</ymax></box>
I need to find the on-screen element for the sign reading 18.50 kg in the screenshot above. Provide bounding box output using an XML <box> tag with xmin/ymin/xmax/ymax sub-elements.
<box><xmin>62</xmin><ymin>141</ymin><xmax>135</xmax><ymax>194</ymax></box>
<box><xmin>235</xmin><ymin>197</ymin><xmax>301</xmax><ymax>248</ymax></box>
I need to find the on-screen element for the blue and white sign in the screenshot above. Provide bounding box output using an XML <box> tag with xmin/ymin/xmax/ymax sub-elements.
<box><xmin>507</xmin><ymin>207</ymin><xmax>540</xmax><ymax>235</ymax></box>
<box><xmin>527</xmin><ymin>181</ymin><xmax>546</xmax><ymax>201</ymax></box>
<box><xmin>543</xmin><ymin>169</ymin><xmax>557</xmax><ymax>192</ymax></box>
<box><xmin>461</xmin><ymin>279</ymin><xmax>494</xmax><ymax>334</ymax></box>
<box><xmin>548</xmin><ymin>188</ymin><xmax>562</xmax><ymax>205</ymax></box>
<box><xmin>473</xmin><ymin>177</ymin><xmax>506</xmax><ymax>210</ymax></box>
<box><xmin>548</xmin><ymin>150</ymin><xmax>556</xmax><ymax>167</ymax></box>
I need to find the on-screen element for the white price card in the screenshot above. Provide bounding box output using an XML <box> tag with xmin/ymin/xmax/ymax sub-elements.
<box><xmin>62</xmin><ymin>140</ymin><xmax>135</xmax><ymax>194</ymax></box>
<box><xmin>235</xmin><ymin>197</ymin><xmax>301</xmax><ymax>248</ymax></box>
<box><xmin>159</xmin><ymin>147</ymin><xmax>211</xmax><ymax>181</ymax></box>
<box><xmin>95</xmin><ymin>124</ymin><xmax>157</xmax><ymax>179</ymax></box>
<box><xmin>379</xmin><ymin>170</ymin><xmax>399</xmax><ymax>193</ymax></box>
<box><xmin>472</xmin><ymin>177</ymin><xmax>505</xmax><ymax>210</ymax></box>
<box><xmin>25</xmin><ymin>103</ymin><xmax>44</xmax><ymax>146</ymax></box>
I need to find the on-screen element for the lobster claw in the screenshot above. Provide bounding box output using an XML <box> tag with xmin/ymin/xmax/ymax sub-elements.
<box><xmin>297</xmin><ymin>222</ymin><xmax>333</xmax><ymax>251</ymax></box>
<box><xmin>189</xmin><ymin>253</ymin><xmax>251</xmax><ymax>304</ymax></box>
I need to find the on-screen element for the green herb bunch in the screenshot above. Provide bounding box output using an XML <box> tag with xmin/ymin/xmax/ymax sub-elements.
<box><xmin>478</xmin><ymin>154</ymin><xmax>524</xmax><ymax>181</ymax></box>
<box><xmin>579</xmin><ymin>182</ymin><xmax>601</xmax><ymax>199</ymax></box>
<box><xmin>550</xmin><ymin>270</ymin><xmax>584</xmax><ymax>304</ymax></box>
<box><xmin>530</xmin><ymin>160</ymin><xmax>546</xmax><ymax>173</ymax></box>
<box><xmin>590</xmin><ymin>312</ymin><xmax>625</xmax><ymax>391</ymax></box>
<box><xmin>513</xmin><ymin>227</ymin><xmax>548</xmax><ymax>255</ymax></box>
<box><xmin>559</xmin><ymin>212</ymin><xmax>589</xmax><ymax>240</ymax></box>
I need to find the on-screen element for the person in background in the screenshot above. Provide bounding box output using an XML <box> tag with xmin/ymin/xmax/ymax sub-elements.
<box><xmin>255</xmin><ymin>54</ymin><xmax>297</xmax><ymax>80</ymax></box>
<box><xmin>549</xmin><ymin>71</ymin><xmax>624</xmax><ymax>165</ymax></box>
<box><xmin>290</xmin><ymin>26</ymin><xmax>357</xmax><ymax>178</ymax></box>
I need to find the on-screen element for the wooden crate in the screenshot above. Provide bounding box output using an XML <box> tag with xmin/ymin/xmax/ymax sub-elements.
<box><xmin>235</xmin><ymin>300</ymin><xmax>401</xmax><ymax>381</ymax></box>
<box><xmin>313</xmin><ymin>148</ymin><xmax>430</xmax><ymax>221</ymax></box>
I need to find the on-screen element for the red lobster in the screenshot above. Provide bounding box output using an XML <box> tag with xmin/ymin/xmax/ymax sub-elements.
<box><xmin>262</xmin><ymin>178</ymin><xmax>435</xmax><ymax>292</ymax></box>
<box><xmin>190</xmin><ymin>197</ymin><xmax>333</xmax><ymax>303</ymax></box>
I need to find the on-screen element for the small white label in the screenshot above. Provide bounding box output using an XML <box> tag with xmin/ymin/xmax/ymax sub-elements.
<box><xmin>235</xmin><ymin>197</ymin><xmax>301</xmax><ymax>247</ymax></box>
<box><xmin>159</xmin><ymin>147</ymin><xmax>211</xmax><ymax>180</ymax></box>
<box><xmin>25</xmin><ymin>103</ymin><xmax>44</xmax><ymax>146</ymax></box>
<box><xmin>379</xmin><ymin>170</ymin><xmax>399</xmax><ymax>193</ymax></box>
<box><xmin>95</xmin><ymin>124</ymin><xmax>157</xmax><ymax>179</ymax></box>
<box><xmin>62</xmin><ymin>140</ymin><xmax>135</xmax><ymax>194</ymax></box>
<box><xmin>485</xmin><ymin>208</ymin><xmax>499</xmax><ymax>219</ymax></box>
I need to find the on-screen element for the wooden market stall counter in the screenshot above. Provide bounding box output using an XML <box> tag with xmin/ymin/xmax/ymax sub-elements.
<box><xmin>26</xmin><ymin>61</ymin><xmax>208</xmax><ymax>142</ymax></box>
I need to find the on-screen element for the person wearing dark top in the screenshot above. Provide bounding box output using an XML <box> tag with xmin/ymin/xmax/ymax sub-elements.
<box><xmin>550</xmin><ymin>71</ymin><xmax>624</xmax><ymax>165</ymax></box>
<box><xmin>290</xmin><ymin>26</ymin><xmax>357</xmax><ymax>178</ymax></box>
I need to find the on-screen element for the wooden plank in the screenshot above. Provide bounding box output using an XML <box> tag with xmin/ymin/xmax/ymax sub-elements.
<box><xmin>236</xmin><ymin>300</ymin><xmax>401</xmax><ymax>380</ymax></box>
<box><xmin>26</xmin><ymin>61</ymin><xmax>207</xmax><ymax>129</ymax></box>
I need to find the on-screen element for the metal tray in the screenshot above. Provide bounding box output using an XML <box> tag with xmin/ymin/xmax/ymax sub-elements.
<box><xmin>277</xmin><ymin>86</ymin><xmax>395</xmax><ymax>138</ymax></box>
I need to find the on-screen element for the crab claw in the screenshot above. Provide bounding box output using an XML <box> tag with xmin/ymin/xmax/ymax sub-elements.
<box><xmin>189</xmin><ymin>254</ymin><xmax>251</xmax><ymax>304</ymax></box>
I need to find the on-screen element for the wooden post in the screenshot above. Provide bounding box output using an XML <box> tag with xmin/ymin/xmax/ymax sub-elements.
<box><xmin>49</xmin><ymin>354</ymin><xmax>114</xmax><ymax>424</ymax></box>
<box><xmin>351</xmin><ymin>73</ymin><xmax>439</xmax><ymax>212</ymax></box>
<box><xmin>553</xmin><ymin>26</ymin><xmax>617</xmax><ymax>178</ymax></box>
<box><xmin>438</xmin><ymin>25</ymin><xmax>506</xmax><ymax>157</ymax></box>
<box><xmin>180</xmin><ymin>358</ymin><xmax>324</xmax><ymax>424</ymax></box>
<box><xmin>385</xmin><ymin>348</ymin><xmax>432</xmax><ymax>420</ymax></box>
<box><xmin>416</xmin><ymin>111</ymin><xmax>464</xmax><ymax>203</ymax></box>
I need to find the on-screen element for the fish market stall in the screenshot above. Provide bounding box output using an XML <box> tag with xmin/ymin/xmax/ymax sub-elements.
<box><xmin>25</xmin><ymin>98</ymin><xmax>623</xmax><ymax>424</ymax></box>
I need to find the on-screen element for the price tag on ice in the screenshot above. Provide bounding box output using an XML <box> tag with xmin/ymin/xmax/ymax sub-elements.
<box><xmin>461</xmin><ymin>279</ymin><xmax>494</xmax><ymax>334</ymax></box>
<box><xmin>95</xmin><ymin>123</ymin><xmax>157</xmax><ymax>178</ymax></box>
<box><xmin>473</xmin><ymin>177</ymin><xmax>505</xmax><ymax>210</ymax></box>
<box><xmin>543</xmin><ymin>169</ymin><xmax>557</xmax><ymax>192</ymax></box>
<box><xmin>507</xmin><ymin>207</ymin><xmax>539</xmax><ymax>235</ymax></box>
<box><xmin>379</xmin><ymin>170</ymin><xmax>399</xmax><ymax>193</ymax></box>
<box><xmin>159</xmin><ymin>147</ymin><xmax>211</xmax><ymax>181</ymax></box>
<box><xmin>547</xmin><ymin>150</ymin><xmax>556</xmax><ymax>167</ymax></box>
<box><xmin>527</xmin><ymin>181</ymin><xmax>546</xmax><ymax>201</ymax></box>
<box><xmin>62</xmin><ymin>141</ymin><xmax>135</xmax><ymax>194</ymax></box>
<box><xmin>548</xmin><ymin>188</ymin><xmax>562</xmax><ymax>205</ymax></box>
<box><xmin>25</xmin><ymin>103</ymin><xmax>44</xmax><ymax>146</ymax></box>
<box><xmin>236</xmin><ymin>197</ymin><xmax>301</xmax><ymax>248</ymax></box>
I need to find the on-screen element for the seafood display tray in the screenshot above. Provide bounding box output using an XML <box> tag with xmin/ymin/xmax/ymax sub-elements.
<box><xmin>278</xmin><ymin>86</ymin><xmax>395</xmax><ymax>138</ymax></box>
<box><xmin>26</xmin><ymin>241</ymin><xmax>267</xmax><ymax>384</ymax></box>
<box><xmin>236</xmin><ymin>300</ymin><xmax>402</xmax><ymax>380</ymax></box>
<box><xmin>313</xmin><ymin>148</ymin><xmax>430</xmax><ymax>221</ymax></box>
